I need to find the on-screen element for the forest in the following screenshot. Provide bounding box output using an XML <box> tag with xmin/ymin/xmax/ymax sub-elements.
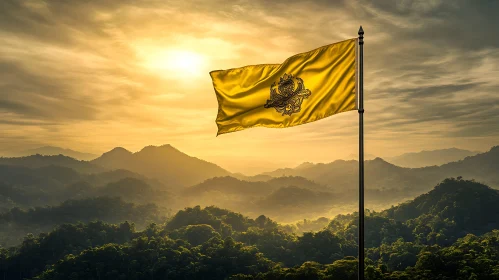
<box><xmin>1</xmin><ymin>178</ymin><xmax>498</xmax><ymax>280</ymax></box>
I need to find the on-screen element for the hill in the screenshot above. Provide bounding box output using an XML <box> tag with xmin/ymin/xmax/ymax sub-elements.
<box><xmin>232</xmin><ymin>173</ymin><xmax>274</xmax><ymax>182</ymax></box>
<box><xmin>183</xmin><ymin>176</ymin><xmax>325</xmax><ymax>196</ymax></box>
<box><xmin>0</xmin><ymin>154</ymin><xmax>104</xmax><ymax>174</ymax></box>
<box><xmin>0</xmin><ymin>164</ymin><xmax>170</xmax><ymax>209</ymax></box>
<box><xmin>183</xmin><ymin>176</ymin><xmax>272</xmax><ymax>196</ymax></box>
<box><xmin>0</xmin><ymin>164</ymin><xmax>82</xmax><ymax>187</ymax></box>
<box><xmin>84</xmin><ymin>168</ymin><xmax>165</xmax><ymax>189</ymax></box>
<box><xmin>266</xmin><ymin>176</ymin><xmax>327</xmax><ymax>192</ymax></box>
<box><xmin>0</xmin><ymin>164</ymin><xmax>85</xmax><ymax>208</ymax></box>
<box><xmin>180</xmin><ymin>176</ymin><xmax>335</xmax><ymax>220</ymax></box>
<box><xmin>92</xmin><ymin>145</ymin><xmax>231</xmax><ymax>187</ymax></box>
<box><xmin>385</xmin><ymin>148</ymin><xmax>479</xmax><ymax>168</ymax></box>
<box><xmin>383</xmin><ymin>178</ymin><xmax>499</xmax><ymax>235</ymax></box>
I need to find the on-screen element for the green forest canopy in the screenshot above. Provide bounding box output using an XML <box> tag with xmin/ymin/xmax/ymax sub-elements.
<box><xmin>0</xmin><ymin>178</ymin><xmax>498</xmax><ymax>280</ymax></box>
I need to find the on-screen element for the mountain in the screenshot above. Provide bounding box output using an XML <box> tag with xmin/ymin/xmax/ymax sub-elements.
<box><xmin>10</xmin><ymin>146</ymin><xmax>99</xmax><ymax>161</ymax></box>
<box><xmin>0</xmin><ymin>154</ymin><xmax>105</xmax><ymax>174</ymax></box>
<box><xmin>385</xmin><ymin>148</ymin><xmax>479</xmax><ymax>168</ymax></box>
<box><xmin>92</xmin><ymin>147</ymin><xmax>132</xmax><ymax>168</ymax></box>
<box><xmin>92</xmin><ymin>144</ymin><xmax>231</xmax><ymax>187</ymax></box>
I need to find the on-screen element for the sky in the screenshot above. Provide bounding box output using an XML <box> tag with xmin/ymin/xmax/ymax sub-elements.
<box><xmin>0</xmin><ymin>0</ymin><xmax>498</xmax><ymax>174</ymax></box>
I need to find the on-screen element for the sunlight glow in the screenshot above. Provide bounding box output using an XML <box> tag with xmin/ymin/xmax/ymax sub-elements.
<box><xmin>143</xmin><ymin>50</ymin><xmax>206</xmax><ymax>78</ymax></box>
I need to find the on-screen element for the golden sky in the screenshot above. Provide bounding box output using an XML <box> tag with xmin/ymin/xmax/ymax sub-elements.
<box><xmin>0</xmin><ymin>0</ymin><xmax>498</xmax><ymax>174</ymax></box>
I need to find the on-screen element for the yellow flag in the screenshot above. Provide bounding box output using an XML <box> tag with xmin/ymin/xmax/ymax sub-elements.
<box><xmin>210</xmin><ymin>38</ymin><xmax>358</xmax><ymax>135</ymax></box>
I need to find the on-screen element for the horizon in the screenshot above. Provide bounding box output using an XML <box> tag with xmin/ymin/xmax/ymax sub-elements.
<box><xmin>0</xmin><ymin>142</ymin><xmax>492</xmax><ymax>175</ymax></box>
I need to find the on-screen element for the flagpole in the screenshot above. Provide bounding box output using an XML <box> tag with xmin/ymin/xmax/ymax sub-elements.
<box><xmin>358</xmin><ymin>26</ymin><xmax>365</xmax><ymax>280</ymax></box>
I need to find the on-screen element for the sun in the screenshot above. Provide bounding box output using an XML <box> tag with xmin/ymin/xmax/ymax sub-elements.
<box><xmin>143</xmin><ymin>49</ymin><xmax>206</xmax><ymax>78</ymax></box>
<box><xmin>170</xmin><ymin>51</ymin><xmax>203</xmax><ymax>71</ymax></box>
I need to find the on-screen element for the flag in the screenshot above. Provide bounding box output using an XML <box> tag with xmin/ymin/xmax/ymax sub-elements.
<box><xmin>210</xmin><ymin>38</ymin><xmax>358</xmax><ymax>135</ymax></box>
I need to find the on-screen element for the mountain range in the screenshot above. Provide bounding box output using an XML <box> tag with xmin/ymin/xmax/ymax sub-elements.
<box><xmin>384</xmin><ymin>148</ymin><xmax>479</xmax><ymax>168</ymax></box>
<box><xmin>0</xmin><ymin>144</ymin><xmax>231</xmax><ymax>188</ymax></box>
<box><xmin>0</xmin><ymin>143</ymin><xmax>498</xmax><ymax>213</ymax></box>
<box><xmin>1</xmin><ymin>144</ymin><xmax>482</xmax><ymax>179</ymax></box>
<box><xmin>258</xmin><ymin>146</ymin><xmax>499</xmax><ymax>198</ymax></box>
<box><xmin>0</xmin><ymin>142</ymin><xmax>498</xmax><ymax>223</ymax></box>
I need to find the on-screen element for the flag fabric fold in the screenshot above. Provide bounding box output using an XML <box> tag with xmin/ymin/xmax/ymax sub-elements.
<box><xmin>210</xmin><ymin>38</ymin><xmax>358</xmax><ymax>135</ymax></box>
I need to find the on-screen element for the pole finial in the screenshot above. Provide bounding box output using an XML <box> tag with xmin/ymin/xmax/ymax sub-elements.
<box><xmin>358</xmin><ymin>26</ymin><xmax>364</xmax><ymax>45</ymax></box>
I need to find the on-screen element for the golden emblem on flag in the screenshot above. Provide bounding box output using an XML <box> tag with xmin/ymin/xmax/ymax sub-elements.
<box><xmin>264</xmin><ymin>73</ymin><xmax>312</xmax><ymax>116</ymax></box>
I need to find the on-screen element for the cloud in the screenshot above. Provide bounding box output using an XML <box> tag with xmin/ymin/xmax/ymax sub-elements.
<box><xmin>0</xmin><ymin>0</ymin><xmax>497</xmax><ymax>170</ymax></box>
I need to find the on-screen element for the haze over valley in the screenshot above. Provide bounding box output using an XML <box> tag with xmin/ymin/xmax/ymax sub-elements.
<box><xmin>1</xmin><ymin>143</ymin><xmax>499</xmax><ymax>279</ymax></box>
<box><xmin>1</xmin><ymin>143</ymin><xmax>497</xmax><ymax>225</ymax></box>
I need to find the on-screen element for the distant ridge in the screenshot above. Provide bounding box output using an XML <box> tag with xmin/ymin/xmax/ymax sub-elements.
<box><xmin>3</xmin><ymin>146</ymin><xmax>99</xmax><ymax>161</ymax></box>
<box><xmin>385</xmin><ymin>148</ymin><xmax>479</xmax><ymax>168</ymax></box>
<box><xmin>183</xmin><ymin>175</ymin><xmax>326</xmax><ymax>197</ymax></box>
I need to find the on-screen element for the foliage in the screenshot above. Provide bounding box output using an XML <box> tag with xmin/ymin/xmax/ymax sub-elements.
<box><xmin>0</xmin><ymin>221</ymin><xmax>136</xmax><ymax>279</ymax></box>
<box><xmin>0</xmin><ymin>179</ymin><xmax>498</xmax><ymax>280</ymax></box>
<box><xmin>0</xmin><ymin>197</ymin><xmax>164</xmax><ymax>247</ymax></box>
